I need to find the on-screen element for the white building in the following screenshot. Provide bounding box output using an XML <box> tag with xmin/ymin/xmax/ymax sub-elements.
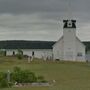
<box><xmin>53</xmin><ymin>19</ymin><xmax>86</xmax><ymax>62</ymax></box>
<box><xmin>0</xmin><ymin>20</ymin><xmax>88</xmax><ymax>62</ymax></box>
<box><xmin>0</xmin><ymin>41</ymin><xmax>54</xmax><ymax>60</ymax></box>
<box><xmin>6</xmin><ymin>49</ymin><xmax>53</xmax><ymax>60</ymax></box>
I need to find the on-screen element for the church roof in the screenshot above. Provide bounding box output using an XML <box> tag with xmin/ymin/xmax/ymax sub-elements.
<box><xmin>0</xmin><ymin>40</ymin><xmax>89</xmax><ymax>51</ymax></box>
<box><xmin>52</xmin><ymin>36</ymin><xmax>90</xmax><ymax>52</ymax></box>
<box><xmin>0</xmin><ymin>40</ymin><xmax>55</xmax><ymax>49</ymax></box>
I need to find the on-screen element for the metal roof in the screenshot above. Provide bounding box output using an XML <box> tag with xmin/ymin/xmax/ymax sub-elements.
<box><xmin>0</xmin><ymin>40</ymin><xmax>55</xmax><ymax>49</ymax></box>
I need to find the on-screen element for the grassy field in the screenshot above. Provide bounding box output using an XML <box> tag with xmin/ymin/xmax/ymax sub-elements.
<box><xmin>0</xmin><ymin>56</ymin><xmax>90</xmax><ymax>90</ymax></box>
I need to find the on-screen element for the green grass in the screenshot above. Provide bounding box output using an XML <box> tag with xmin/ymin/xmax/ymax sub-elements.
<box><xmin>0</xmin><ymin>56</ymin><xmax>90</xmax><ymax>90</ymax></box>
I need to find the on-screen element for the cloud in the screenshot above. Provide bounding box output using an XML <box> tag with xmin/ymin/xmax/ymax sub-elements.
<box><xmin>0</xmin><ymin>13</ymin><xmax>62</xmax><ymax>40</ymax></box>
<box><xmin>0</xmin><ymin>0</ymin><xmax>89</xmax><ymax>14</ymax></box>
<box><xmin>0</xmin><ymin>0</ymin><xmax>89</xmax><ymax>41</ymax></box>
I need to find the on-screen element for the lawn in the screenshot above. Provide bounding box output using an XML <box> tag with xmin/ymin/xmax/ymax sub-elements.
<box><xmin>0</xmin><ymin>56</ymin><xmax>90</xmax><ymax>90</ymax></box>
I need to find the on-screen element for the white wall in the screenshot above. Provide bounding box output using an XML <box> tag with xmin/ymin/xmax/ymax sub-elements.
<box><xmin>6</xmin><ymin>49</ymin><xmax>53</xmax><ymax>59</ymax></box>
<box><xmin>63</xmin><ymin>28</ymin><xmax>76</xmax><ymax>61</ymax></box>
<box><xmin>22</xmin><ymin>49</ymin><xmax>53</xmax><ymax>59</ymax></box>
<box><xmin>53</xmin><ymin>37</ymin><xmax>64</xmax><ymax>60</ymax></box>
<box><xmin>76</xmin><ymin>38</ymin><xmax>86</xmax><ymax>61</ymax></box>
<box><xmin>53</xmin><ymin>36</ymin><xmax>86</xmax><ymax>62</ymax></box>
<box><xmin>6</xmin><ymin>49</ymin><xmax>17</xmax><ymax>55</ymax></box>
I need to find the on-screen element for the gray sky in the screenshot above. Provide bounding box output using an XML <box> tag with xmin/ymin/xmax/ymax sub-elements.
<box><xmin>0</xmin><ymin>0</ymin><xmax>89</xmax><ymax>41</ymax></box>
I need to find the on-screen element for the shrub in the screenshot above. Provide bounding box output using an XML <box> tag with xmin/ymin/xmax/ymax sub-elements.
<box><xmin>11</xmin><ymin>67</ymin><xmax>37</xmax><ymax>83</ymax></box>
<box><xmin>17</xmin><ymin>54</ymin><xmax>23</xmax><ymax>59</ymax></box>
<box><xmin>0</xmin><ymin>72</ymin><xmax>13</xmax><ymax>88</ymax></box>
<box><xmin>16</xmin><ymin>49</ymin><xmax>23</xmax><ymax>59</ymax></box>
<box><xmin>0</xmin><ymin>67</ymin><xmax>46</xmax><ymax>88</ymax></box>
<box><xmin>0</xmin><ymin>79</ymin><xmax>9</xmax><ymax>88</ymax></box>
<box><xmin>23</xmin><ymin>70</ymin><xmax>37</xmax><ymax>83</ymax></box>
<box><xmin>0</xmin><ymin>72</ymin><xmax>8</xmax><ymax>88</ymax></box>
<box><xmin>0</xmin><ymin>72</ymin><xmax>6</xmax><ymax>81</ymax></box>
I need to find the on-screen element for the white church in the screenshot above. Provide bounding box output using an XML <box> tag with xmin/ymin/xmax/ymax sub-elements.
<box><xmin>0</xmin><ymin>19</ymin><xmax>87</xmax><ymax>62</ymax></box>
<box><xmin>53</xmin><ymin>19</ymin><xmax>86</xmax><ymax>62</ymax></box>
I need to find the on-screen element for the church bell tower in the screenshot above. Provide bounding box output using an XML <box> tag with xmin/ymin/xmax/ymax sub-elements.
<box><xmin>63</xmin><ymin>19</ymin><xmax>76</xmax><ymax>61</ymax></box>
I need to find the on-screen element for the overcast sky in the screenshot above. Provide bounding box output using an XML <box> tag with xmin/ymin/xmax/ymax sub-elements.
<box><xmin>0</xmin><ymin>0</ymin><xmax>89</xmax><ymax>41</ymax></box>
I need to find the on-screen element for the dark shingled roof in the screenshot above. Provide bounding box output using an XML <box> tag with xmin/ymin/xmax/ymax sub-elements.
<box><xmin>0</xmin><ymin>40</ymin><xmax>89</xmax><ymax>51</ymax></box>
<box><xmin>0</xmin><ymin>40</ymin><xmax>55</xmax><ymax>49</ymax></box>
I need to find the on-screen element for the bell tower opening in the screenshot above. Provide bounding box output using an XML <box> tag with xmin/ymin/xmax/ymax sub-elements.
<box><xmin>63</xmin><ymin>20</ymin><xmax>76</xmax><ymax>28</ymax></box>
